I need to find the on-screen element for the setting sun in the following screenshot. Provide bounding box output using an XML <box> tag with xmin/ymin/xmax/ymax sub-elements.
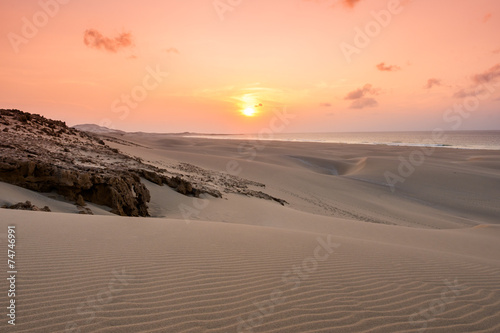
<box><xmin>242</xmin><ymin>107</ymin><xmax>257</xmax><ymax>117</ymax></box>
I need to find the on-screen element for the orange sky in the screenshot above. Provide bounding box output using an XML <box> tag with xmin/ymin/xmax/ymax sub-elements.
<box><xmin>1</xmin><ymin>0</ymin><xmax>500</xmax><ymax>133</ymax></box>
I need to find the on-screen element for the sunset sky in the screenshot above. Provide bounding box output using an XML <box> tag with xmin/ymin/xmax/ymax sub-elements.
<box><xmin>1</xmin><ymin>0</ymin><xmax>500</xmax><ymax>133</ymax></box>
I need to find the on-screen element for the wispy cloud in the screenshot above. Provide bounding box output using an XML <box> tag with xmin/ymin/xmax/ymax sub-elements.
<box><xmin>424</xmin><ymin>78</ymin><xmax>442</xmax><ymax>89</ymax></box>
<box><xmin>376</xmin><ymin>62</ymin><xmax>401</xmax><ymax>72</ymax></box>
<box><xmin>83</xmin><ymin>29</ymin><xmax>133</xmax><ymax>53</ymax></box>
<box><xmin>482</xmin><ymin>13</ymin><xmax>492</xmax><ymax>23</ymax></box>
<box><xmin>350</xmin><ymin>98</ymin><xmax>378</xmax><ymax>109</ymax></box>
<box><xmin>345</xmin><ymin>84</ymin><xmax>378</xmax><ymax>99</ymax></box>
<box><xmin>453</xmin><ymin>88</ymin><xmax>486</xmax><ymax>99</ymax></box>
<box><xmin>345</xmin><ymin>84</ymin><xmax>379</xmax><ymax>109</ymax></box>
<box><xmin>320</xmin><ymin>103</ymin><xmax>332</xmax><ymax>107</ymax></box>
<box><xmin>452</xmin><ymin>63</ymin><xmax>500</xmax><ymax>98</ymax></box>
<box><xmin>472</xmin><ymin>63</ymin><xmax>500</xmax><ymax>84</ymax></box>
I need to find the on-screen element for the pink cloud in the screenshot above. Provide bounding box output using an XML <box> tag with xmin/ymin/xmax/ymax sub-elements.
<box><xmin>376</xmin><ymin>62</ymin><xmax>401</xmax><ymax>72</ymax></box>
<box><xmin>345</xmin><ymin>84</ymin><xmax>379</xmax><ymax>109</ymax></box>
<box><xmin>83</xmin><ymin>29</ymin><xmax>133</xmax><ymax>53</ymax></box>
<box><xmin>350</xmin><ymin>98</ymin><xmax>378</xmax><ymax>109</ymax></box>
<box><xmin>472</xmin><ymin>63</ymin><xmax>500</xmax><ymax>84</ymax></box>
<box><xmin>424</xmin><ymin>78</ymin><xmax>442</xmax><ymax>89</ymax></box>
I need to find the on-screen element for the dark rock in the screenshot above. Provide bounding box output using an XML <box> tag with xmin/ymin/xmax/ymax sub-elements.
<box><xmin>77</xmin><ymin>206</ymin><xmax>94</xmax><ymax>215</ymax></box>
<box><xmin>2</xmin><ymin>201</ymin><xmax>51</xmax><ymax>212</ymax></box>
<box><xmin>0</xmin><ymin>109</ymin><xmax>154</xmax><ymax>217</ymax></box>
<box><xmin>135</xmin><ymin>169</ymin><xmax>163</xmax><ymax>185</ymax></box>
<box><xmin>0</xmin><ymin>158</ymin><xmax>151</xmax><ymax>217</ymax></box>
<box><xmin>165</xmin><ymin>176</ymin><xmax>200</xmax><ymax>197</ymax></box>
<box><xmin>76</xmin><ymin>194</ymin><xmax>86</xmax><ymax>206</ymax></box>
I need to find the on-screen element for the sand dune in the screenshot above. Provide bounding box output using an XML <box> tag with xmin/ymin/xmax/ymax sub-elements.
<box><xmin>110</xmin><ymin>135</ymin><xmax>500</xmax><ymax>228</ymax></box>
<box><xmin>1</xmin><ymin>210</ymin><xmax>499</xmax><ymax>332</ymax></box>
<box><xmin>287</xmin><ymin>155</ymin><xmax>367</xmax><ymax>176</ymax></box>
<box><xmin>1</xmin><ymin>135</ymin><xmax>499</xmax><ymax>332</ymax></box>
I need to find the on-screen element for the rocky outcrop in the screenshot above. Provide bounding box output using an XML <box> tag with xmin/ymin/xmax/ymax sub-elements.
<box><xmin>2</xmin><ymin>201</ymin><xmax>51</xmax><ymax>212</ymax></box>
<box><xmin>0</xmin><ymin>109</ymin><xmax>226</xmax><ymax>216</ymax></box>
<box><xmin>0</xmin><ymin>109</ymin><xmax>154</xmax><ymax>216</ymax></box>
<box><xmin>0</xmin><ymin>109</ymin><xmax>288</xmax><ymax>215</ymax></box>
<box><xmin>0</xmin><ymin>158</ymin><xmax>150</xmax><ymax>217</ymax></box>
<box><xmin>134</xmin><ymin>169</ymin><xmax>214</xmax><ymax>198</ymax></box>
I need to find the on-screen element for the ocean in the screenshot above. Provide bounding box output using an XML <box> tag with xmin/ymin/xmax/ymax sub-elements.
<box><xmin>184</xmin><ymin>131</ymin><xmax>500</xmax><ymax>150</ymax></box>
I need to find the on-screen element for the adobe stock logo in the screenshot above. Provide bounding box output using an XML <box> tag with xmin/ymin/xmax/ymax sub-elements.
<box><xmin>110</xmin><ymin>65</ymin><xmax>169</xmax><ymax>121</ymax></box>
<box><xmin>213</xmin><ymin>0</ymin><xmax>243</xmax><ymax>21</ymax></box>
<box><xmin>7</xmin><ymin>0</ymin><xmax>71</xmax><ymax>54</ymax></box>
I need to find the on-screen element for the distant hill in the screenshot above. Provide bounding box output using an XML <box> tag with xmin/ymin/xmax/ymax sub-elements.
<box><xmin>73</xmin><ymin>123</ymin><xmax>125</xmax><ymax>134</ymax></box>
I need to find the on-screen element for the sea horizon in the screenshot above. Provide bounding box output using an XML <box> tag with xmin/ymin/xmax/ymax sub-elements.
<box><xmin>182</xmin><ymin>130</ymin><xmax>500</xmax><ymax>150</ymax></box>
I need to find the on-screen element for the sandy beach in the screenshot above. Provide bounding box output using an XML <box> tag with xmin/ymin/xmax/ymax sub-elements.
<box><xmin>1</xmin><ymin>134</ymin><xmax>499</xmax><ymax>332</ymax></box>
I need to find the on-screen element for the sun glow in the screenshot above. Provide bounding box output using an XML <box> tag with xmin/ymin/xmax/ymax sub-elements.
<box><xmin>242</xmin><ymin>107</ymin><xmax>257</xmax><ymax>117</ymax></box>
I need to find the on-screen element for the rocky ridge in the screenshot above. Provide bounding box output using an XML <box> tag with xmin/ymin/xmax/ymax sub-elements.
<box><xmin>0</xmin><ymin>109</ymin><xmax>203</xmax><ymax>216</ymax></box>
<box><xmin>2</xmin><ymin>201</ymin><xmax>51</xmax><ymax>212</ymax></box>
<box><xmin>0</xmin><ymin>109</ymin><xmax>287</xmax><ymax>216</ymax></box>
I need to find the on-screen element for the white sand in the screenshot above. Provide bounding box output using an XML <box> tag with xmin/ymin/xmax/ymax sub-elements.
<box><xmin>1</xmin><ymin>135</ymin><xmax>499</xmax><ymax>332</ymax></box>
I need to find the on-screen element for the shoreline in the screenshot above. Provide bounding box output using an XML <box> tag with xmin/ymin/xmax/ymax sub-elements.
<box><xmin>180</xmin><ymin>134</ymin><xmax>500</xmax><ymax>151</ymax></box>
<box><xmin>177</xmin><ymin>129</ymin><xmax>500</xmax><ymax>151</ymax></box>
